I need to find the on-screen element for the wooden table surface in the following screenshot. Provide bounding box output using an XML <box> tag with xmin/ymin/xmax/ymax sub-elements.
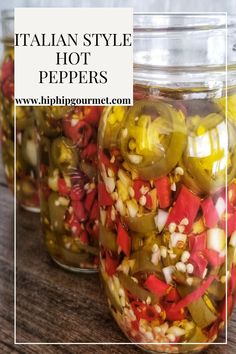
<box><xmin>0</xmin><ymin>158</ymin><xmax>236</xmax><ymax>354</ymax></box>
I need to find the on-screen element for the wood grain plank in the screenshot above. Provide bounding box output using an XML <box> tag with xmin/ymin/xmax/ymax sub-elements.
<box><xmin>0</xmin><ymin>147</ymin><xmax>8</xmax><ymax>187</ymax></box>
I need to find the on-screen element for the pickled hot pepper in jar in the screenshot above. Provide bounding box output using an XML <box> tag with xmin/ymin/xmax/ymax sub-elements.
<box><xmin>98</xmin><ymin>85</ymin><xmax>236</xmax><ymax>352</ymax></box>
<box><xmin>37</xmin><ymin>106</ymin><xmax>103</xmax><ymax>271</ymax></box>
<box><xmin>0</xmin><ymin>32</ymin><xmax>39</xmax><ymax>211</ymax></box>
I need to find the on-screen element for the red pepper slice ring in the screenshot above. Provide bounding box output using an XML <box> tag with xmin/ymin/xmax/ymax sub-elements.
<box><xmin>74</xmin><ymin>106</ymin><xmax>101</xmax><ymax>126</ymax></box>
<box><xmin>105</xmin><ymin>252</ymin><xmax>119</xmax><ymax>276</ymax></box>
<box><xmin>63</xmin><ymin>118</ymin><xmax>93</xmax><ymax>148</ymax></box>
<box><xmin>165</xmin><ymin>303</ymin><xmax>186</xmax><ymax>321</ymax></box>
<box><xmin>144</xmin><ymin>274</ymin><xmax>170</xmax><ymax>297</ymax></box>
<box><xmin>131</xmin><ymin>301</ymin><xmax>161</xmax><ymax>322</ymax></box>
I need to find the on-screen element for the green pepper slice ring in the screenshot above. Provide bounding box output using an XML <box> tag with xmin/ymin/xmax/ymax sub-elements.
<box><xmin>99</xmin><ymin>106</ymin><xmax>127</xmax><ymax>148</ymax></box>
<box><xmin>99</xmin><ymin>224</ymin><xmax>118</xmax><ymax>252</ymax></box>
<box><xmin>51</xmin><ymin>137</ymin><xmax>78</xmax><ymax>173</ymax></box>
<box><xmin>119</xmin><ymin>100</ymin><xmax>187</xmax><ymax>179</ymax></box>
<box><xmin>130</xmin><ymin>250</ymin><xmax>162</xmax><ymax>275</ymax></box>
<box><xmin>123</xmin><ymin>211</ymin><xmax>157</xmax><ymax>233</ymax></box>
<box><xmin>118</xmin><ymin>272</ymin><xmax>158</xmax><ymax>304</ymax></box>
<box><xmin>177</xmin><ymin>285</ymin><xmax>217</xmax><ymax>329</ymax></box>
<box><xmin>182</xmin><ymin>115</ymin><xmax>236</xmax><ymax>193</ymax></box>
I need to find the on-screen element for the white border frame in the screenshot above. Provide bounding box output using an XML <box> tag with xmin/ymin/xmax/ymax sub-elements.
<box><xmin>14</xmin><ymin>10</ymin><xmax>228</xmax><ymax>346</ymax></box>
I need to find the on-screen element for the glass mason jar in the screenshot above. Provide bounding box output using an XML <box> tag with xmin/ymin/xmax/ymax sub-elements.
<box><xmin>0</xmin><ymin>10</ymin><xmax>40</xmax><ymax>211</ymax></box>
<box><xmin>98</xmin><ymin>14</ymin><xmax>236</xmax><ymax>352</ymax></box>
<box><xmin>36</xmin><ymin>106</ymin><xmax>102</xmax><ymax>272</ymax></box>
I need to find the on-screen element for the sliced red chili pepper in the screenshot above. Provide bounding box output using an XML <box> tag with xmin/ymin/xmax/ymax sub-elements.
<box><xmin>188</xmin><ymin>232</ymin><xmax>207</xmax><ymax>252</ymax></box>
<box><xmin>86</xmin><ymin>220</ymin><xmax>99</xmax><ymax>239</ymax></box>
<box><xmin>174</xmin><ymin>275</ymin><xmax>216</xmax><ymax>312</ymax></box>
<box><xmin>155</xmin><ymin>176</ymin><xmax>171</xmax><ymax>209</ymax></box>
<box><xmin>70</xmin><ymin>185</ymin><xmax>85</xmax><ymax>201</ymax></box>
<box><xmin>90</xmin><ymin>200</ymin><xmax>99</xmax><ymax>220</ymax></box>
<box><xmin>131</xmin><ymin>320</ymin><xmax>139</xmax><ymax>332</ymax></box>
<box><xmin>229</xmin><ymin>266</ymin><xmax>236</xmax><ymax>295</ymax></box>
<box><xmin>81</xmin><ymin>143</ymin><xmax>97</xmax><ymax>160</ymax></box>
<box><xmin>215</xmin><ymin>188</ymin><xmax>234</xmax><ymax>214</ymax></box>
<box><xmin>165</xmin><ymin>287</ymin><xmax>181</xmax><ymax>302</ymax></box>
<box><xmin>165</xmin><ymin>303</ymin><xmax>186</xmax><ymax>321</ymax></box>
<box><xmin>98</xmin><ymin>148</ymin><xmax>118</xmax><ymax>173</ymax></box>
<box><xmin>63</xmin><ymin>119</ymin><xmax>93</xmax><ymax>147</ymax></box>
<box><xmin>144</xmin><ymin>274</ymin><xmax>170</xmax><ymax>297</ymax></box>
<box><xmin>167</xmin><ymin>186</ymin><xmax>201</xmax><ymax>233</ymax></box>
<box><xmin>145</xmin><ymin>192</ymin><xmax>153</xmax><ymax>210</ymax></box>
<box><xmin>117</xmin><ymin>222</ymin><xmax>131</xmax><ymax>256</ymax></box>
<box><xmin>189</xmin><ymin>252</ymin><xmax>208</xmax><ymax>277</ymax></box>
<box><xmin>229</xmin><ymin>182</ymin><xmax>236</xmax><ymax>208</ymax></box>
<box><xmin>85</xmin><ymin>188</ymin><xmax>97</xmax><ymax>211</ymax></box>
<box><xmin>58</xmin><ymin>178</ymin><xmax>71</xmax><ymax>196</ymax></box>
<box><xmin>110</xmin><ymin>147</ymin><xmax>122</xmax><ymax>158</ymax></box>
<box><xmin>201</xmin><ymin>197</ymin><xmax>219</xmax><ymax>228</ymax></box>
<box><xmin>220</xmin><ymin>295</ymin><xmax>233</xmax><ymax>321</ymax></box>
<box><xmin>142</xmin><ymin>306</ymin><xmax>160</xmax><ymax>322</ymax></box>
<box><xmin>131</xmin><ymin>301</ymin><xmax>160</xmax><ymax>322</ymax></box>
<box><xmin>98</xmin><ymin>182</ymin><xmax>113</xmax><ymax>206</ymax></box>
<box><xmin>82</xmin><ymin>106</ymin><xmax>101</xmax><ymax>127</ymax></box>
<box><xmin>133</xmin><ymin>179</ymin><xmax>150</xmax><ymax>200</ymax></box>
<box><xmin>105</xmin><ymin>206</ymin><xmax>119</xmax><ymax>230</ymax></box>
<box><xmin>72</xmin><ymin>200</ymin><xmax>88</xmax><ymax>222</ymax></box>
<box><xmin>203</xmin><ymin>249</ymin><xmax>225</xmax><ymax>267</ymax></box>
<box><xmin>93</xmin><ymin>224</ymin><xmax>99</xmax><ymax>239</ymax></box>
<box><xmin>221</xmin><ymin>212</ymin><xmax>236</xmax><ymax>237</ymax></box>
<box><xmin>105</xmin><ymin>252</ymin><xmax>119</xmax><ymax>276</ymax></box>
<box><xmin>228</xmin><ymin>212</ymin><xmax>236</xmax><ymax>236</ymax></box>
<box><xmin>66</xmin><ymin>213</ymin><xmax>83</xmax><ymax>235</ymax></box>
<box><xmin>133</xmin><ymin>86</ymin><xmax>148</xmax><ymax>101</ymax></box>
<box><xmin>80</xmin><ymin>230</ymin><xmax>89</xmax><ymax>244</ymax></box>
<box><xmin>208</xmin><ymin>319</ymin><xmax>221</xmax><ymax>339</ymax></box>
<box><xmin>1</xmin><ymin>57</ymin><xmax>14</xmax><ymax>82</ymax></box>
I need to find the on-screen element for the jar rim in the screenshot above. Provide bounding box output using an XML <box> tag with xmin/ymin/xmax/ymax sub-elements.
<box><xmin>1</xmin><ymin>10</ymin><xmax>235</xmax><ymax>29</ymax></box>
<box><xmin>133</xmin><ymin>13</ymin><xmax>236</xmax><ymax>32</ymax></box>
